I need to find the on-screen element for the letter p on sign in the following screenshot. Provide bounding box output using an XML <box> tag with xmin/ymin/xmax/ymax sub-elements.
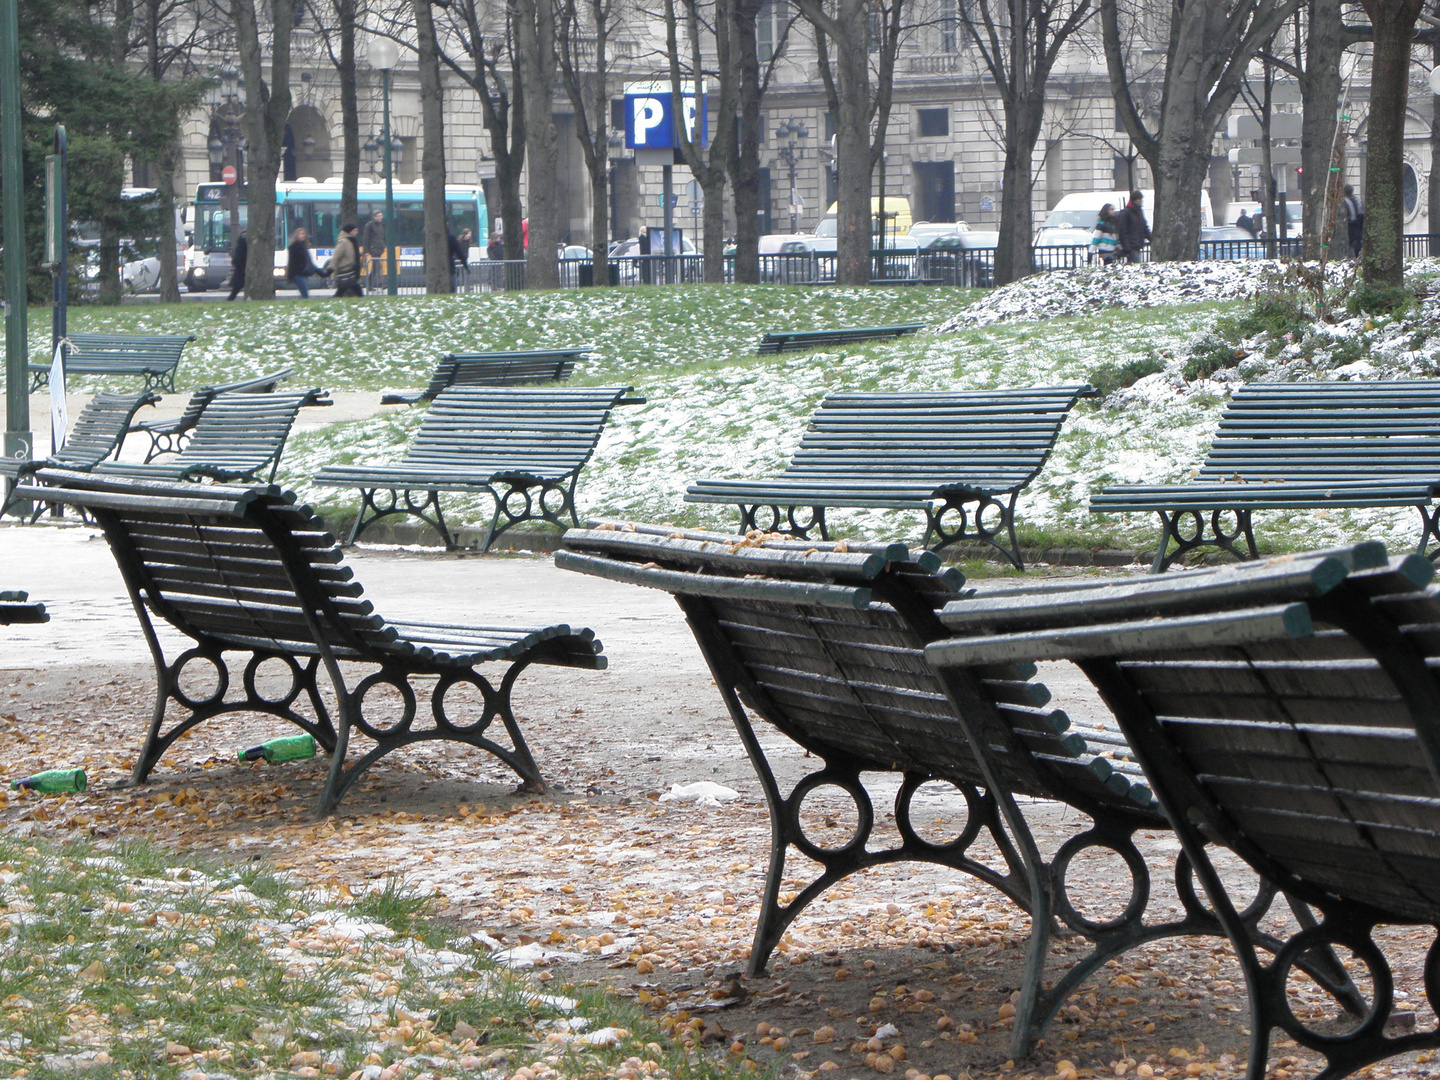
<box><xmin>633</xmin><ymin>98</ymin><xmax>665</xmax><ymax>145</ymax></box>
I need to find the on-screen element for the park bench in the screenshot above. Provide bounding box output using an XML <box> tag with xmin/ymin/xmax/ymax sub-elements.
<box><xmin>1090</xmin><ymin>380</ymin><xmax>1440</xmax><ymax>571</ymax></box>
<box><xmin>0</xmin><ymin>389</ymin><xmax>159</xmax><ymax>519</ymax></box>
<box><xmin>16</xmin><ymin>468</ymin><xmax>607</xmax><ymax>815</ymax></box>
<box><xmin>29</xmin><ymin>332</ymin><xmax>195</xmax><ymax>394</ymax></box>
<box><xmin>380</xmin><ymin>348</ymin><xmax>589</xmax><ymax>405</ymax></box>
<box><xmin>127</xmin><ymin>367</ymin><xmax>294</xmax><ymax>462</ymax></box>
<box><xmin>756</xmin><ymin>323</ymin><xmax>924</xmax><ymax>355</ymax></box>
<box><xmin>0</xmin><ymin>591</ymin><xmax>48</xmax><ymax>625</ymax></box>
<box><xmin>685</xmin><ymin>384</ymin><xmax>1095</xmax><ymax>569</ymax></box>
<box><xmin>314</xmin><ymin>385</ymin><xmax>642</xmax><ymax>552</ymax></box>
<box><xmin>923</xmin><ymin>540</ymin><xmax>1440</xmax><ymax>1079</ymax></box>
<box><xmin>555</xmin><ymin>523</ymin><xmax>1357</xmax><ymax>1057</ymax></box>
<box><xmin>93</xmin><ymin>388</ymin><xmax>331</xmax><ymax>484</ymax></box>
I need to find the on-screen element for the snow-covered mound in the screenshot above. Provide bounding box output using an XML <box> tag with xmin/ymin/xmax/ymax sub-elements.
<box><xmin>940</xmin><ymin>260</ymin><xmax>1311</xmax><ymax>329</ymax></box>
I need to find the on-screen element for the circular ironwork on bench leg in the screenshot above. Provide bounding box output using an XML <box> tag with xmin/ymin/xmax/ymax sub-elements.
<box><xmin>1271</xmin><ymin>923</ymin><xmax>1389</xmax><ymax>1048</ymax></box>
<box><xmin>539</xmin><ymin>482</ymin><xmax>576</xmax><ymax>528</ymax></box>
<box><xmin>170</xmin><ymin>648</ymin><xmax>230</xmax><ymax>710</ymax></box>
<box><xmin>784</xmin><ymin>505</ymin><xmax>824</xmax><ymax>539</ymax></box>
<box><xmin>242</xmin><ymin>652</ymin><xmax>306</xmax><ymax>710</ymax></box>
<box><xmin>430</xmin><ymin>672</ymin><xmax>501</xmax><ymax>735</ymax></box>
<box><xmin>1417</xmin><ymin>504</ymin><xmax>1440</xmax><ymax>561</ymax></box>
<box><xmin>351</xmin><ymin>670</ymin><xmax>419</xmax><ymax>739</ymax></box>
<box><xmin>1051</xmin><ymin>828</ymin><xmax>1150</xmax><ymax>935</ymax></box>
<box><xmin>1173</xmin><ymin>847</ymin><xmax>1275</xmax><ymax>925</ymax></box>
<box><xmin>783</xmin><ymin>770</ymin><xmax>874</xmax><ymax>863</ymax></box>
<box><xmin>894</xmin><ymin>773</ymin><xmax>986</xmax><ymax>853</ymax></box>
<box><xmin>932</xmin><ymin>495</ymin><xmax>1023</xmax><ymax>569</ymax></box>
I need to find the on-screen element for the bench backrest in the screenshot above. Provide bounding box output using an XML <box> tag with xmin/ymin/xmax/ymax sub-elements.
<box><xmin>926</xmin><ymin>543</ymin><xmax>1440</xmax><ymax>925</ymax></box>
<box><xmin>55</xmin><ymin>390</ymin><xmax>160</xmax><ymax>468</ymax></box>
<box><xmin>558</xmin><ymin>523</ymin><xmax>1154</xmax><ymax>815</ymax></box>
<box><xmin>781</xmin><ymin>384</ymin><xmax>1094</xmax><ymax>493</ymax></box>
<box><xmin>758</xmin><ymin>325</ymin><xmax>924</xmax><ymax>354</ymax></box>
<box><xmin>1199</xmin><ymin>380</ymin><xmax>1440</xmax><ymax>482</ymax></box>
<box><xmin>24</xmin><ymin>469</ymin><xmax>403</xmax><ymax>662</ymax></box>
<box><xmin>66</xmin><ymin>332</ymin><xmax>194</xmax><ymax>364</ymax></box>
<box><xmin>169</xmin><ymin>389</ymin><xmax>326</xmax><ymax>481</ymax></box>
<box><xmin>166</xmin><ymin>368</ymin><xmax>294</xmax><ymax>437</ymax></box>
<box><xmin>403</xmin><ymin>386</ymin><xmax>634</xmax><ymax>474</ymax></box>
<box><xmin>421</xmin><ymin>349</ymin><xmax>588</xmax><ymax>399</ymax></box>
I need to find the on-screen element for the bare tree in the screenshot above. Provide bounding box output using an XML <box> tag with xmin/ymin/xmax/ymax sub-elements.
<box><xmin>666</xmin><ymin>0</ymin><xmax>739</xmax><ymax>281</ymax></box>
<box><xmin>514</xmin><ymin>0</ymin><xmax>560</xmax><ymax>287</ymax></box>
<box><xmin>960</xmin><ymin>0</ymin><xmax>1094</xmax><ymax>284</ymax></box>
<box><xmin>437</xmin><ymin>0</ymin><xmax>528</xmax><ymax>260</ymax></box>
<box><xmin>308</xmin><ymin>0</ymin><xmax>366</xmax><ymax>227</ymax></box>
<box><xmin>726</xmin><ymin>0</ymin><xmax>792</xmax><ymax>282</ymax></box>
<box><xmin>234</xmin><ymin>0</ymin><xmax>294</xmax><ymax>300</ymax></box>
<box><xmin>1357</xmin><ymin>0</ymin><xmax>1425</xmax><ymax>286</ymax></box>
<box><xmin>414</xmin><ymin>0</ymin><xmax>451</xmax><ymax>292</ymax></box>
<box><xmin>558</xmin><ymin>0</ymin><xmax>617</xmax><ymax>283</ymax></box>
<box><xmin>1102</xmin><ymin>0</ymin><xmax>1301</xmax><ymax>260</ymax></box>
<box><xmin>799</xmin><ymin>0</ymin><xmax>908</xmax><ymax>286</ymax></box>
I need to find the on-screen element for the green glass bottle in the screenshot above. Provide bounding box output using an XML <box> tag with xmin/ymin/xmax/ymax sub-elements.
<box><xmin>238</xmin><ymin>734</ymin><xmax>316</xmax><ymax>764</ymax></box>
<box><xmin>11</xmin><ymin>768</ymin><xmax>87</xmax><ymax>794</ymax></box>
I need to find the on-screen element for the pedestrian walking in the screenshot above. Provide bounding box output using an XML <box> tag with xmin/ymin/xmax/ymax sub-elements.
<box><xmin>449</xmin><ymin>227</ymin><xmax>472</xmax><ymax>291</ymax></box>
<box><xmin>286</xmin><ymin>227</ymin><xmax>326</xmax><ymax>298</ymax></box>
<box><xmin>487</xmin><ymin>232</ymin><xmax>503</xmax><ymax>261</ymax></box>
<box><xmin>1116</xmin><ymin>190</ymin><xmax>1151</xmax><ymax>264</ymax></box>
<box><xmin>1343</xmin><ymin>184</ymin><xmax>1365</xmax><ymax>258</ymax></box>
<box><xmin>226</xmin><ymin>231</ymin><xmax>247</xmax><ymax>301</ymax></box>
<box><xmin>330</xmin><ymin>223</ymin><xmax>363</xmax><ymax>297</ymax></box>
<box><xmin>1090</xmin><ymin>204</ymin><xmax>1120</xmax><ymax>266</ymax></box>
<box><xmin>1236</xmin><ymin>210</ymin><xmax>1259</xmax><ymax>238</ymax></box>
<box><xmin>361</xmin><ymin>209</ymin><xmax>387</xmax><ymax>289</ymax></box>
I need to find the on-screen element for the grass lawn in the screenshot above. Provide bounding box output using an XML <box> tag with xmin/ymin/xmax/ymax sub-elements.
<box><xmin>21</xmin><ymin>282</ymin><xmax>1430</xmax><ymax>559</ymax></box>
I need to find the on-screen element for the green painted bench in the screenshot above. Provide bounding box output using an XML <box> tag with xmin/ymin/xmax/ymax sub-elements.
<box><xmin>556</xmin><ymin>523</ymin><xmax>1358</xmax><ymax>1058</ymax></box>
<box><xmin>685</xmin><ymin>384</ymin><xmax>1095</xmax><ymax>568</ymax></box>
<box><xmin>30</xmin><ymin>332</ymin><xmax>195</xmax><ymax>393</ymax></box>
<box><xmin>756</xmin><ymin>324</ymin><xmax>923</xmax><ymax>355</ymax></box>
<box><xmin>1090</xmin><ymin>380</ymin><xmax>1440</xmax><ymax>571</ymax></box>
<box><xmin>18</xmin><ymin>469</ymin><xmax>607</xmax><ymax>815</ymax></box>
<box><xmin>380</xmin><ymin>348</ymin><xmax>590</xmax><ymax>405</ymax></box>
<box><xmin>0</xmin><ymin>591</ymin><xmax>48</xmax><ymax>625</ymax></box>
<box><xmin>925</xmin><ymin>541</ymin><xmax>1436</xmax><ymax>1079</ymax></box>
<box><xmin>0</xmin><ymin>389</ymin><xmax>159</xmax><ymax>519</ymax></box>
<box><xmin>315</xmin><ymin>385</ymin><xmax>641</xmax><ymax>551</ymax></box>
<box><xmin>128</xmin><ymin>368</ymin><xmax>294</xmax><ymax>461</ymax></box>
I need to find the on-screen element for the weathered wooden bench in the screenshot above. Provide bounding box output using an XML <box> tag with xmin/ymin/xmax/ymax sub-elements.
<box><xmin>18</xmin><ymin>469</ymin><xmax>607</xmax><ymax>815</ymax></box>
<box><xmin>30</xmin><ymin>332</ymin><xmax>195</xmax><ymax>393</ymax></box>
<box><xmin>0</xmin><ymin>591</ymin><xmax>48</xmax><ymax>625</ymax></box>
<box><xmin>685</xmin><ymin>384</ymin><xmax>1095</xmax><ymax>569</ymax></box>
<box><xmin>314</xmin><ymin>386</ymin><xmax>641</xmax><ymax>551</ymax></box>
<box><xmin>555</xmin><ymin>523</ymin><xmax>1355</xmax><ymax>1057</ymax></box>
<box><xmin>380</xmin><ymin>348</ymin><xmax>589</xmax><ymax>405</ymax></box>
<box><xmin>924</xmin><ymin>541</ymin><xmax>1439</xmax><ymax>1079</ymax></box>
<box><xmin>0</xmin><ymin>389</ymin><xmax>159</xmax><ymax>519</ymax></box>
<box><xmin>756</xmin><ymin>323</ymin><xmax>924</xmax><ymax>355</ymax></box>
<box><xmin>1090</xmin><ymin>380</ymin><xmax>1440</xmax><ymax>571</ymax></box>
<box><xmin>127</xmin><ymin>368</ymin><xmax>294</xmax><ymax>462</ymax></box>
<box><xmin>94</xmin><ymin>388</ymin><xmax>330</xmax><ymax>484</ymax></box>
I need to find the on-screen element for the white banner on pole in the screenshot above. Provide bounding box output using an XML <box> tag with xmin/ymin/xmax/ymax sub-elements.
<box><xmin>49</xmin><ymin>340</ymin><xmax>68</xmax><ymax>457</ymax></box>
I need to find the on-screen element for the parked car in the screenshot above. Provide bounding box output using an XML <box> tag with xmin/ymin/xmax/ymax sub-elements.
<box><xmin>608</xmin><ymin>235</ymin><xmax>700</xmax><ymax>283</ymax></box>
<box><xmin>908</xmin><ymin>221</ymin><xmax>970</xmax><ymax>249</ymax></box>
<box><xmin>919</xmin><ymin>231</ymin><xmax>998</xmax><ymax>287</ymax></box>
<box><xmin>1198</xmin><ymin>225</ymin><xmax>1269</xmax><ymax>260</ymax></box>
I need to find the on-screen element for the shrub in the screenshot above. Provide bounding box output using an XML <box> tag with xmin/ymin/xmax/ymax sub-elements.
<box><xmin>1183</xmin><ymin>333</ymin><xmax>1242</xmax><ymax>381</ymax></box>
<box><xmin>1216</xmin><ymin>290</ymin><xmax>1312</xmax><ymax>343</ymax></box>
<box><xmin>1346</xmin><ymin>281</ymin><xmax>1415</xmax><ymax>319</ymax></box>
<box><xmin>1086</xmin><ymin>352</ymin><xmax>1165</xmax><ymax>398</ymax></box>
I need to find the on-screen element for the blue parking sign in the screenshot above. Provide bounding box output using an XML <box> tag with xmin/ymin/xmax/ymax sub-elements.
<box><xmin>623</xmin><ymin>81</ymin><xmax>708</xmax><ymax>150</ymax></box>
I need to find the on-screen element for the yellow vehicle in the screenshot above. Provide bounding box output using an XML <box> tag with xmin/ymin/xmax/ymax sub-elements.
<box><xmin>809</xmin><ymin>197</ymin><xmax>914</xmax><ymax>253</ymax></box>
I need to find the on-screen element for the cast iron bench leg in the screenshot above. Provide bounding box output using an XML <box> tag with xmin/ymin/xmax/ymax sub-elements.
<box><xmin>346</xmin><ymin>488</ymin><xmax>455</xmax><ymax>549</ymax></box>
<box><xmin>733</xmin><ymin>503</ymin><xmax>826</xmax><ymax>539</ymax></box>
<box><xmin>1151</xmin><ymin>507</ymin><xmax>1258</xmax><ymax>573</ymax></box>
<box><xmin>1418</xmin><ymin>503</ymin><xmax>1440</xmax><ymax>561</ymax></box>
<box><xmin>929</xmin><ymin>493</ymin><xmax>1025</xmax><ymax>570</ymax></box>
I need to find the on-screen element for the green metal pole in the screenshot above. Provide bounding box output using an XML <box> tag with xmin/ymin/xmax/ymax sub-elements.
<box><xmin>383</xmin><ymin>70</ymin><xmax>397</xmax><ymax>297</ymax></box>
<box><xmin>1</xmin><ymin>0</ymin><xmax>31</xmax><ymax>481</ymax></box>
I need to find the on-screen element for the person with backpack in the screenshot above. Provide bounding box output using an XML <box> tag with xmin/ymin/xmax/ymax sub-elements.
<box><xmin>1343</xmin><ymin>184</ymin><xmax>1364</xmax><ymax>258</ymax></box>
<box><xmin>1090</xmin><ymin>204</ymin><xmax>1120</xmax><ymax>265</ymax></box>
<box><xmin>1115</xmin><ymin>190</ymin><xmax>1151</xmax><ymax>263</ymax></box>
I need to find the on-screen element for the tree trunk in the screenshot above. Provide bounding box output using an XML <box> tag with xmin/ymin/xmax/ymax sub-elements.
<box><xmin>833</xmin><ymin>1</ymin><xmax>872</xmax><ymax>287</ymax></box>
<box><xmin>515</xmin><ymin>0</ymin><xmax>559</xmax><ymax>289</ymax></box>
<box><xmin>338</xmin><ymin>0</ymin><xmax>360</xmax><ymax>228</ymax></box>
<box><xmin>235</xmin><ymin>0</ymin><xmax>293</xmax><ymax>301</ymax></box>
<box><xmin>994</xmin><ymin>100</ymin><xmax>1043</xmax><ymax>285</ymax></box>
<box><xmin>1300</xmin><ymin>0</ymin><xmax>1342</xmax><ymax>259</ymax></box>
<box><xmin>1150</xmin><ymin>60</ymin><xmax>1217</xmax><ymax>260</ymax></box>
<box><xmin>727</xmin><ymin>0</ymin><xmax>762</xmax><ymax>284</ymax></box>
<box><xmin>414</xmin><ymin>0</ymin><xmax>450</xmax><ymax>294</ymax></box>
<box><xmin>156</xmin><ymin>138</ymin><xmax>182</xmax><ymax>303</ymax></box>
<box><xmin>1359</xmin><ymin>3</ymin><xmax>1421</xmax><ymax>287</ymax></box>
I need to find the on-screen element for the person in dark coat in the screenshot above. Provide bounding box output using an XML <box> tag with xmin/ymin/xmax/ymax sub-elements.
<box><xmin>226</xmin><ymin>231</ymin><xmax>248</xmax><ymax>301</ymax></box>
<box><xmin>1343</xmin><ymin>184</ymin><xmax>1365</xmax><ymax>258</ymax></box>
<box><xmin>1236</xmin><ymin>210</ymin><xmax>1259</xmax><ymax>238</ymax></box>
<box><xmin>330</xmin><ymin>223</ymin><xmax>363</xmax><ymax>298</ymax></box>
<box><xmin>1115</xmin><ymin>190</ymin><xmax>1151</xmax><ymax>263</ymax></box>
<box><xmin>448</xmin><ymin>227</ymin><xmax>472</xmax><ymax>290</ymax></box>
<box><xmin>361</xmin><ymin>210</ymin><xmax>387</xmax><ymax>289</ymax></box>
<box><xmin>286</xmin><ymin>227</ymin><xmax>326</xmax><ymax>298</ymax></box>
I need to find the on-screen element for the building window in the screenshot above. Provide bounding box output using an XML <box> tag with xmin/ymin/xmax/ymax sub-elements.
<box><xmin>939</xmin><ymin>0</ymin><xmax>958</xmax><ymax>52</ymax></box>
<box><xmin>758</xmin><ymin>0</ymin><xmax>785</xmax><ymax>62</ymax></box>
<box><xmin>917</xmin><ymin>108</ymin><xmax>949</xmax><ymax>138</ymax></box>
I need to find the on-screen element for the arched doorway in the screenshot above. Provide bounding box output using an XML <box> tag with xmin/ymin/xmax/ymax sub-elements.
<box><xmin>285</xmin><ymin>105</ymin><xmax>333</xmax><ymax>181</ymax></box>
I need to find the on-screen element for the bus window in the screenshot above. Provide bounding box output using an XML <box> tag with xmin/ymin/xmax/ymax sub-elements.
<box><xmin>310</xmin><ymin>202</ymin><xmax>341</xmax><ymax>247</ymax></box>
<box><xmin>446</xmin><ymin>205</ymin><xmax>479</xmax><ymax>238</ymax></box>
<box><xmin>395</xmin><ymin>206</ymin><xmax>425</xmax><ymax>247</ymax></box>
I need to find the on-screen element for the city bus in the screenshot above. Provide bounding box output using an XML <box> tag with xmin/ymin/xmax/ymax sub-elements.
<box><xmin>187</xmin><ymin>178</ymin><xmax>488</xmax><ymax>290</ymax></box>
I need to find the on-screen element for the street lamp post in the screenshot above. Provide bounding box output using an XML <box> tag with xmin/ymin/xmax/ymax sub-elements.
<box><xmin>205</xmin><ymin>67</ymin><xmax>245</xmax><ymax>248</ymax></box>
<box><xmin>367</xmin><ymin>37</ymin><xmax>400</xmax><ymax>297</ymax></box>
<box><xmin>775</xmin><ymin>120</ymin><xmax>808</xmax><ymax>232</ymax></box>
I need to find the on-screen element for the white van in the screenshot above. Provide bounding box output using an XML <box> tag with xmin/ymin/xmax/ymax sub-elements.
<box><xmin>1034</xmin><ymin>189</ymin><xmax>1214</xmax><ymax>248</ymax></box>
